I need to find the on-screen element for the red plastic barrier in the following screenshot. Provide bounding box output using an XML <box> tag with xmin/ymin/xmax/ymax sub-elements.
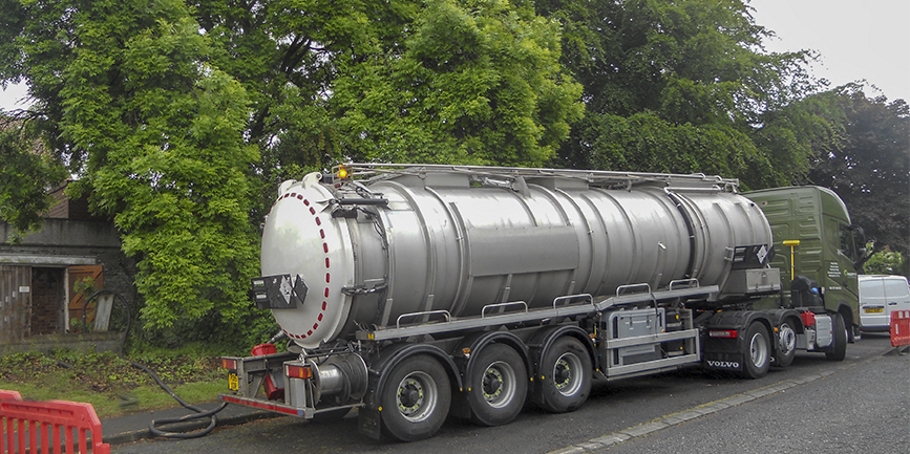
<box><xmin>891</xmin><ymin>310</ymin><xmax>910</xmax><ymax>348</ymax></box>
<box><xmin>0</xmin><ymin>390</ymin><xmax>111</xmax><ymax>454</ymax></box>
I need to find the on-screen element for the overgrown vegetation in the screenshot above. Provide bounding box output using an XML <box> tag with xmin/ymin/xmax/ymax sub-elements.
<box><xmin>1</xmin><ymin>0</ymin><xmax>907</xmax><ymax>345</ymax></box>
<box><xmin>0</xmin><ymin>347</ymin><xmax>227</xmax><ymax>417</ymax></box>
<box><xmin>864</xmin><ymin>246</ymin><xmax>908</xmax><ymax>277</ymax></box>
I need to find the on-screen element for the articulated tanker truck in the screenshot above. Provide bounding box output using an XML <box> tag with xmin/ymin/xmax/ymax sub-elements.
<box><xmin>221</xmin><ymin>163</ymin><xmax>865</xmax><ymax>441</ymax></box>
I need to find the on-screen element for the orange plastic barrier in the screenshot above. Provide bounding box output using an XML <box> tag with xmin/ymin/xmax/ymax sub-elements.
<box><xmin>1</xmin><ymin>390</ymin><xmax>111</xmax><ymax>454</ymax></box>
<box><xmin>891</xmin><ymin>310</ymin><xmax>910</xmax><ymax>348</ymax></box>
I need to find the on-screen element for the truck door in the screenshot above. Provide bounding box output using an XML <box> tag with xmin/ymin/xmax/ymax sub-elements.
<box><xmin>859</xmin><ymin>277</ymin><xmax>888</xmax><ymax>330</ymax></box>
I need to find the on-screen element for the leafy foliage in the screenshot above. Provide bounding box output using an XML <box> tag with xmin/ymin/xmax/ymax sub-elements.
<box><xmin>2</xmin><ymin>0</ymin><xmax>902</xmax><ymax>346</ymax></box>
<box><xmin>537</xmin><ymin>0</ymin><xmax>823</xmax><ymax>188</ymax></box>
<box><xmin>1</xmin><ymin>0</ymin><xmax>582</xmax><ymax>342</ymax></box>
<box><xmin>0</xmin><ymin>121</ymin><xmax>67</xmax><ymax>234</ymax></box>
<box><xmin>863</xmin><ymin>247</ymin><xmax>906</xmax><ymax>277</ymax></box>
<box><xmin>2</xmin><ymin>0</ymin><xmax>260</xmax><ymax>335</ymax></box>
<box><xmin>806</xmin><ymin>89</ymin><xmax>910</xmax><ymax>256</ymax></box>
<box><xmin>333</xmin><ymin>0</ymin><xmax>583</xmax><ymax>166</ymax></box>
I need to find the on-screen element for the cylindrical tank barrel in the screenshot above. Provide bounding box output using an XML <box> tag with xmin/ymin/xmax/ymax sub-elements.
<box><xmin>261</xmin><ymin>171</ymin><xmax>772</xmax><ymax>348</ymax></box>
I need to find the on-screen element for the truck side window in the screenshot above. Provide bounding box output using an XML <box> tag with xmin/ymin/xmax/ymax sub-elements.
<box><xmin>839</xmin><ymin>224</ymin><xmax>856</xmax><ymax>262</ymax></box>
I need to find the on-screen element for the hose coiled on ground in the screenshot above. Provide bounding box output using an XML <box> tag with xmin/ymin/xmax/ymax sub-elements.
<box><xmin>130</xmin><ymin>361</ymin><xmax>229</xmax><ymax>439</ymax></box>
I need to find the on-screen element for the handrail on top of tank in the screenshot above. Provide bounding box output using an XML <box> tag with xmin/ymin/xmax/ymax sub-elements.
<box><xmin>669</xmin><ymin>279</ymin><xmax>700</xmax><ymax>290</ymax></box>
<box><xmin>396</xmin><ymin>309</ymin><xmax>451</xmax><ymax>329</ymax></box>
<box><xmin>552</xmin><ymin>293</ymin><xmax>594</xmax><ymax>309</ymax></box>
<box><xmin>337</xmin><ymin>163</ymin><xmax>740</xmax><ymax>191</ymax></box>
<box><xmin>481</xmin><ymin>301</ymin><xmax>529</xmax><ymax>318</ymax></box>
<box><xmin>616</xmin><ymin>283</ymin><xmax>652</xmax><ymax>297</ymax></box>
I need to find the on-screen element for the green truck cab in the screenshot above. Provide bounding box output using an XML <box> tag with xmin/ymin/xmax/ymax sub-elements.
<box><xmin>745</xmin><ymin>186</ymin><xmax>866</xmax><ymax>337</ymax></box>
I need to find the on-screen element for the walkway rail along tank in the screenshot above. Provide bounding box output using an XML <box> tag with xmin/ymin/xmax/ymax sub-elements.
<box><xmin>221</xmin><ymin>163</ymin><xmax>859</xmax><ymax>441</ymax></box>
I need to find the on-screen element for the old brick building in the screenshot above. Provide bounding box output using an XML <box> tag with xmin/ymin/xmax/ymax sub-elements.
<box><xmin>0</xmin><ymin>182</ymin><xmax>136</xmax><ymax>351</ymax></box>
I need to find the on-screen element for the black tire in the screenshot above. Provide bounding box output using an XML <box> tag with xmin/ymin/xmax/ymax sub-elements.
<box><xmin>825</xmin><ymin>313</ymin><xmax>847</xmax><ymax>361</ymax></box>
<box><xmin>466</xmin><ymin>344</ymin><xmax>528</xmax><ymax>426</ymax></box>
<box><xmin>538</xmin><ymin>337</ymin><xmax>592</xmax><ymax>413</ymax></box>
<box><xmin>772</xmin><ymin>319</ymin><xmax>797</xmax><ymax>368</ymax></box>
<box><xmin>739</xmin><ymin>322</ymin><xmax>771</xmax><ymax>379</ymax></box>
<box><xmin>841</xmin><ymin>313</ymin><xmax>860</xmax><ymax>344</ymax></box>
<box><xmin>380</xmin><ymin>355</ymin><xmax>451</xmax><ymax>441</ymax></box>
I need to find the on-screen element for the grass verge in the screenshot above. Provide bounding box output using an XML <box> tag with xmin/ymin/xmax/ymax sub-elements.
<box><xmin>0</xmin><ymin>349</ymin><xmax>228</xmax><ymax>418</ymax></box>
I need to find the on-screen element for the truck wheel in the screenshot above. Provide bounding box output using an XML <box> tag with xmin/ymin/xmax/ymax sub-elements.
<box><xmin>739</xmin><ymin>322</ymin><xmax>770</xmax><ymax>379</ymax></box>
<box><xmin>538</xmin><ymin>337</ymin><xmax>592</xmax><ymax>413</ymax></box>
<box><xmin>772</xmin><ymin>319</ymin><xmax>797</xmax><ymax>368</ymax></box>
<box><xmin>467</xmin><ymin>344</ymin><xmax>527</xmax><ymax>426</ymax></box>
<box><xmin>824</xmin><ymin>313</ymin><xmax>847</xmax><ymax>361</ymax></box>
<box><xmin>380</xmin><ymin>355</ymin><xmax>451</xmax><ymax>441</ymax></box>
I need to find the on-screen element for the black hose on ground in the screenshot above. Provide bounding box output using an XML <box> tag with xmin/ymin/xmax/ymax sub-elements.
<box><xmin>130</xmin><ymin>361</ymin><xmax>229</xmax><ymax>439</ymax></box>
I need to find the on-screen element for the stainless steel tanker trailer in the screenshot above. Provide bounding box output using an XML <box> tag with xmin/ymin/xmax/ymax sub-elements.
<box><xmin>220</xmin><ymin>163</ymin><xmax>864</xmax><ymax>441</ymax></box>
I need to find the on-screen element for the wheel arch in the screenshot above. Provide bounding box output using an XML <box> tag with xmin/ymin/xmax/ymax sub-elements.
<box><xmin>527</xmin><ymin>325</ymin><xmax>597</xmax><ymax>379</ymax></box>
<box><xmin>706</xmin><ymin>310</ymin><xmax>775</xmax><ymax>339</ymax></box>
<box><xmin>371</xmin><ymin>343</ymin><xmax>464</xmax><ymax>396</ymax></box>
<box><xmin>457</xmin><ymin>331</ymin><xmax>531</xmax><ymax>393</ymax></box>
<box><xmin>834</xmin><ymin>301</ymin><xmax>855</xmax><ymax>331</ymax></box>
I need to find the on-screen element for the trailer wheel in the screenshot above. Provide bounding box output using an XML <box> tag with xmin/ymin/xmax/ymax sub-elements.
<box><xmin>772</xmin><ymin>319</ymin><xmax>797</xmax><ymax>368</ymax></box>
<box><xmin>466</xmin><ymin>344</ymin><xmax>527</xmax><ymax>426</ymax></box>
<box><xmin>538</xmin><ymin>337</ymin><xmax>592</xmax><ymax>413</ymax></box>
<box><xmin>380</xmin><ymin>355</ymin><xmax>451</xmax><ymax>441</ymax></box>
<box><xmin>824</xmin><ymin>313</ymin><xmax>847</xmax><ymax>361</ymax></box>
<box><xmin>739</xmin><ymin>322</ymin><xmax>771</xmax><ymax>379</ymax></box>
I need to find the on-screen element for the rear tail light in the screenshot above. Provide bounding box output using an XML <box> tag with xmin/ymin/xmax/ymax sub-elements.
<box><xmin>221</xmin><ymin>358</ymin><xmax>238</xmax><ymax>370</ymax></box>
<box><xmin>708</xmin><ymin>329</ymin><xmax>738</xmax><ymax>339</ymax></box>
<box><xmin>286</xmin><ymin>364</ymin><xmax>313</xmax><ymax>380</ymax></box>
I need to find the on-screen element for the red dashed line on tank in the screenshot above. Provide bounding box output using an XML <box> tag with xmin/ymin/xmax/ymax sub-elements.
<box><xmin>274</xmin><ymin>195</ymin><xmax>333</xmax><ymax>342</ymax></box>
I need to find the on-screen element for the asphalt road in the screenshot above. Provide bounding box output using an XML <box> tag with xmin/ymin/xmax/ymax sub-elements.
<box><xmin>589</xmin><ymin>334</ymin><xmax>909</xmax><ymax>454</ymax></box>
<box><xmin>116</xmin><ymin>333</ymin><xmax>908</xmax><ymax>454</ymax></box>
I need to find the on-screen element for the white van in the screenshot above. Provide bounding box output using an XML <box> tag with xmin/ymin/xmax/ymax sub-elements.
<box><xmin>858</xmin><ymin>275</ymin><xmax>910</xmax><ymax>332</ymax></box>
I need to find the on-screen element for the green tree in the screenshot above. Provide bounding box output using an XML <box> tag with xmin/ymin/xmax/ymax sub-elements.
<box><xmin>1</xmin><ymin>0</ymin><xmax>581</xmax><ymax>341</ymax></box>
<box><xmin>807</xmin><ymin>89</ymin><xmax>910</xmax><ymax>257</ymax></box>
<box><xmin>863</xmin><ymin>247</ymin><xmax>905</xmax><ymax>277</ymax></box>
<box><xmin>332</xmin><ymin>0</ymin><xmax>583</xmax><ymax>166</ymax></box>
<box><xmin>0</xmin><ymin>121</ymin><xmax>67</xmax><ymax>234</ymax></box>
<box><xmin>1</xmin><ymin>0</ymin><xmax>262</xmax><ymax>337</ymax></box>
<box><xmin>537</xmin><ymin>0</ymin><xmax>823</xmax><ymax>188</ymax></box>
<box><xmin>751</xmin><ymin>89</ymin><xmax>846</xmax><ymax>187</ymax></box>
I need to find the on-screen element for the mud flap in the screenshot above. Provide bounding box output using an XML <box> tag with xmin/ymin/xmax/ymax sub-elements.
<box><xmin>357</xmin><ymin>390</ymin><xmax>382</xmax><ymax>440</ymax></box>
<box><xmin>702</xmin><ymin>351</ymin><xmax>744</xmax><ymax>373</ymax></box>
